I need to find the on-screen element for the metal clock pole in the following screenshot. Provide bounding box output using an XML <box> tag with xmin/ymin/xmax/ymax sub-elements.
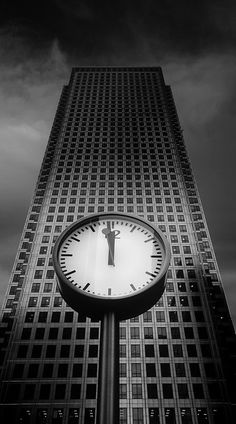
<box><xmin>96</xmin><ymin>311</ymin><xmax>120</xmax><ymax>424</ymax></box>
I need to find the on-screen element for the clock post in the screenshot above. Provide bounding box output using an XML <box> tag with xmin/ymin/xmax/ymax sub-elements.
<box><xmin>96</xmin><ymin>311</ymin><xmax>119</xmax><ymax>424</ymax></box>
<box><xmin>53</xmin><ymin>212</ymin><xmax>171</xmax><ymax>424</ymax></box>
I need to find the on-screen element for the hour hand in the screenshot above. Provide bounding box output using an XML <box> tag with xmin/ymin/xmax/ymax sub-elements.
<box><xmin>102</xmin><ymin>227</ymin><xmax>115</xmax><ymax>266</ymax></box>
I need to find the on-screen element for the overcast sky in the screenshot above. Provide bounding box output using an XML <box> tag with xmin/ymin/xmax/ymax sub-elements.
<box><xmin>0</xmin><ymin>0</ymin><xmax>235</xmax><ymax>328</ymax></box>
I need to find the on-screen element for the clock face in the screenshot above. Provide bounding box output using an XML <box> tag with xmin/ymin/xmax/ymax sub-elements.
<box><xmin>57</xmin><ymin>214</ymin><xmax>166</xmax><ymax>298</ymax></box>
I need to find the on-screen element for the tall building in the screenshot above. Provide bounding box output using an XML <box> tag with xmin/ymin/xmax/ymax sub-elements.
<box><xmin>0</xmin><ymin>67</ymin><xmax>235</xmax><ymax>424</ymax></box>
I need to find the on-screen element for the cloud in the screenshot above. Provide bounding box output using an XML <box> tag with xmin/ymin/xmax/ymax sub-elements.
<box><xmin>0</xmin><ymin>33</ymin><xmax>69</xmax><ymax>305</ymax></box>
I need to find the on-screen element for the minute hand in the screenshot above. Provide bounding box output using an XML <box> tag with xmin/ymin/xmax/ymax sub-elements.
<box><xmin>102</xmin><ymin>228</ymin><xmax>115</xmax><ymax>266</ymax></box>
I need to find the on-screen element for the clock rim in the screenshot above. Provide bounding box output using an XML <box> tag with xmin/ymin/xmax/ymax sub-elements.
<box><xmin>53</xmin><ymin>212</ymin><xmax>171</xmax><ymax>319</ymax></box>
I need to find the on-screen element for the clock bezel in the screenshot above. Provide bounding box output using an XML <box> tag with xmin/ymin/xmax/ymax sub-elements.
<box><xmin>53</xmin><ymin>212</ymin><xmax>171</xmax><ymax>319</ymax></box>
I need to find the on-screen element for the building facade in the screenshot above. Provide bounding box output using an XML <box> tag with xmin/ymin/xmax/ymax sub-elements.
<box><xmin>0</xmin><ymin>67</ymin><xmax>235</xmax><ymax>424</ymax></box>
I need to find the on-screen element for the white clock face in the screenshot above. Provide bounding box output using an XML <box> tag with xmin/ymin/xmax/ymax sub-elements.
<box><xmin>58</xmin><ymin>217</ymin><xmax>165</xmax><ymax>298</ymax></box>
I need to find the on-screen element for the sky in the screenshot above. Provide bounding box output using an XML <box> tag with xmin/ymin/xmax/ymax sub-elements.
<box><xmin>0</xmin><ymin>0</ymin><xmax>235</xmax><ymax>328</ymax></box>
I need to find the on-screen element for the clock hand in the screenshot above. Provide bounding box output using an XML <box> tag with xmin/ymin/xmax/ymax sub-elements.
<box><xmin>102</xmin><ymin>226</ymin><xmax>115</xmax><ymax>266</ymax></box>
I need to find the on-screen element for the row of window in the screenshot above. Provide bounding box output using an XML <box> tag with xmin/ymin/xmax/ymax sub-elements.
<box><xmin>1</xmin><ymin>405</ymin><xmax>226</xmax><ymax>424</ymax></box>
<box><xmin>5</xmin><ymin>381</ymin><xmax>223</xmax><ymax>402</ymax></box>
<box><xmin>12</xmin><ymin>361</ymin><xmax>217</xmax><ymax>380</ymax></box>
<box><xmin>16</xmin><ymin>342</ymin><xmax>212</xmax><ymax>359</ymax></box>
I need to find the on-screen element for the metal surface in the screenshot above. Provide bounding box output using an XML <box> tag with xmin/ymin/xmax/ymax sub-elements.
<box><xmin>97</xmin><ymin>312</ymin><xmax>120</xmax><ymax>424</ymax></box>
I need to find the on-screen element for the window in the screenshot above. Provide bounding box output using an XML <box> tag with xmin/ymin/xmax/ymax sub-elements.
<box><xmin>90</xmin><ymin>328</ymin><xmax>99</xmax><ymax>339</ymax></box>
<box><xmin>133</xmin><ymin>408</ymin><xmax>143</xmax><ymax>424</ymax></box>
<box><xmin>146</xmin><ymin>363</ymin><xmax>156</xmax><ymax>377</ymax></box>
<box><xmin>169</xmin><ymin>311</ymin><xmax>178</xmax><ymax>322</ymax></box>
<box><xmin>149</xmin><ymin>409</ymin><xmax>160</xmax><ymax>424</ymax></box>
<box><xmin>13</xmin><ymin>364</ymin><xmax>24</xmax><ymax>378</ymax></box>
<box><xmin>87</xmin><ymin>364</ymin><xmax>97</xmax><ymax>378</ymax></box>
<box><xmin>145</xmin><ymin>345</ymin><xmax>155</xmax><ymax>357</ymax></box>
<box><xmin>157</xmin><ymin>327</ymin><xmax>167</xmax><ymax>339</ymax></box>
<box><xmin>180</xmin><ymin>408</ymin><xmax>193</xmax><ymax>424</ymax></box>
<box><xmin>72</xmin><ymin>364</ymin><xmax>82</xmax><ymax>378</ymax></box>
<box><xmin>147</xmin><ymin>384</ymin><xmax>158</xmax><ymax>398</ymax></box>
<box><xmin>41</xmin><ymin>297</ymin><xmax>50</xmax><ymax>307</ymax></box>
<box><xmin>58</xmin><ymin>364</ymin><xmax>68</xmax><ymax>378</ymax></box>
<box><xmin>70</xmin><ymin>384</ymin><xmax>81</xmax><ymax>399</ymax></box>
<box><xmin>28</xmin><ymin>297</ymin><xmax>37</xmax><ymax>307</ymax></box>
<box><xmin>165</xmin><ymin>408</ymin><xmax>176</xmax><ymax>424</ymax></box>
<box><xmin>193</xmin><ymin>383</ymin><xmax>204</xmax><ymax>399</ymax></box>
<box><xmin>62</xmin><ymin>328</ymin><xmax>72</xmax><ymax>339</ymax></box>
<box><xmin>74</xmin><ymin>345</ymin><xmax>84</xmax><ymax>358</ymax></box>
<box><xmin>88</xmin><ymin>345</ymin><xmax>98</xmax><ymax>357</ymax></box>
<box><xmin>171</xmin><ymin>327</ymin><xmax>180</xmax><ymax>339</ymax></box>
<box><xmin>190</xmin><ymin>363</ymin><xmax>201</xmax><ymax>377</ymax></box>
<box><xmin>84</xmin><ymin>409</ymin><xmax>95</xmax><ymax>424</ymax></box>
<box><xmin>175</xmin><ymin>363</ymin><xmax>186</xmax><ymax>377</ymax></box>
<box><xmin>144</xmin><ymin>327</ymin><xmax>153</xmax><ymax>339</ymax></box>
<box><xmin>131</xmin><ymin>363</ymin><xmax>141</xmax><ymax>377</ymax></box>
<box><xmin>173</xmin><ymin>345</ymin><xmax>183</xmax><ymax>357</ymax></box>
<box><xmin>120</xmin><ymin>384</ymin><xmax>127</xmax><ymax>399</ymax></box>
<box><xmin>178</xmin><ymin>384</ymin><xmax>189</xmax><ymax>399</ymax></box>
<box><xmin>39</xmin><ymin>384</ymin><xmax>51</xmax><ymax>400</ymax></box>
<box><xmin>196</xmin><ymin>409</ymin><xmax>209</xmax><ymax>424</ymax></box>
<box><xmin>182</xmin><ymin>311</ymin><xmax>192</xmax><ymax>322</ymax></box>
<box><xmin>163</xmin><ymin>383</ymin><xmax>173</xmax><ymax>398</ymax></box>
<box><xmin>31</xmin><ymin>345</ymin><xmax>42</xmax><ymax>358</ymax></box>
<box><xmin>156</xmin><ymin>311</ymin><xmax>165</xmax><ymax>322</ymax></box>
<box><xmin>159</xmin><ymin>345</ymin><xmax>169</xmax><ymax>357</ymax></box>
<box><xmin>25</xmin><ymin>312</ymin><xmax>35</xmax><ymax>323</ymax></box>
<box><xmin>55</xmin><ymin>384</ymin><xmax>66</xmax><ymax>399</ymax></box>
<box><xmin>132</xmin><ymin>384</ymin><xmax>142</xmax><ymax>398</ymax></box>
<box><xmin>60</xmin><ymin>345</ymin><xmax>70</xmax><ymax>358</ymax></box>
<box><xmin>46</xmin><ymin>345</ymin><xmax>56</xmax><ymax>358</ymax></box>
<box><xmin>38</xmin><ymin>312</ymin><xmax>47</xmax><ymax>322</ymax></box>
<box><xmin>120</xmin><ymin>363</ymin><xmax>127</xmax><ymax>377</ymax></box>
<box><xmin>86</xmin><ymin>384</ymin><xmax>96</xmax><ymax>399</ymax></box>
<box><xmin>184</xmin><ymin>327</ymin><xmax>194</xmax><ymax>338</ymax></box>
<box><xmin>131</xmin><ymin>327</ymin><xmax>140</xmax><ymax>339</ymax></box>
<box><xmin>187</xmin><ymin>345</ymin><xmax>197</xmax><ymax>357</ymax></box>
<box><xmin>131</xmin><ymin>344</ymin><xmax>140</xmax><ymax>357</ymax></box>
<box><xmin>160</xmin><ymin>363</ymin><xmax>171</xmax><ymax>377</ymax></box>
<box><xmin>76</xmin><ymin>328</ymin><xmax>85</xmax><ymax>339</ymax></box>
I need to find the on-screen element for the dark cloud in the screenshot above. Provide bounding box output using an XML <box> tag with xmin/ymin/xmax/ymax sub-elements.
<box><xmin>0</xmin><ymin>1</ymin><xmax>236</xmax><ymax>329</ymax></box>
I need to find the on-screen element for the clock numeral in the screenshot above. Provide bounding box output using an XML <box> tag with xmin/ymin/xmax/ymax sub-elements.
<box><xmin>65</xmin><ymin>270</ymin><xmax>76</xmax><ymax>277</ymax></box>
<box><xmin>130</xmin><ymin>283</ymin><xmax>136</xmax><ymax>291</ymax></box>
<box><xmin>83</xmin><ymin>283</ymin><xmax>90</xmax><ymax>291</ymax></box>
<box><xmin>151</xmin><ymin>254</ymin><xmax>162</xmax><ymax>258</ymax></box>
<box><xmin>130</xmin><ymin>225</ymin><xmax>136</xmax><ymax>232</ymax></box>
<box><xmin>89</xmin><ymin>225</ymin><xmax>95</xmax><ymax>232</ymax></box>
<box><xmin>108</xmin><ymin>288</ymin><xmax>112</xmax><ymax>295</ymax></box>
<box><xmin>146</xmin><ymin>271</ymin><xmax>157</xmax><ymax>278</ymax></box>
<box><xmin>144</xmin><ymin>237</ymin><xmax>155</xmax><ymax>243</ymax></box>
<box><xmin>61</xmin><ymin>254</ymin><xmax>73</xmax><ymax>257</ymax></box>
<box><xmin>71</xmin><ymin>236</ymin><xmax>80</xmax><ymax>242</ymax></box>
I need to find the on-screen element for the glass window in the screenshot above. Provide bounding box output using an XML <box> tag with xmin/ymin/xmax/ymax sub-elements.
<box><xmin>149</xmin><ymin>408</ymin><xmax>160</xmax><ymax>424</ymax></box>
<box><xmin>131</xmin><ymin>363</ymin><xmax>141</xmax><ymax>377</ymax></box>
<box><xmin>133</xmin><ymin>408</ymin><xmax>143</xmax><ymax>424</ymax></box>
<box><xmin>196</xmin><ymin>409</ymin><xmax>209</xmax><ymax>424</ymax></box>
<box><xmin>145</xmin><ymin>345</ymin><xmax>155</xmax><ymax>357</ymax></box>
<box><xmin>86</xmin><ymin>384</ymin><xmax>96</xmax><ymax>399</ymax></box>
<box><xmin>178</xmin><ymin>384</ymin><xmax>189</xmax><ymax>399</ymax></box>
<box><xmin>163</xmin><ymin>383</ymin><xmax>173</xmax><ymax>398</ymax></box>
<box><xmin>159</xmin><ymin>345</ymin><xmax>169</xmax><ymax>357</ymax></box>
<box><xmin>165</xmin><ymin>408</ymin><xmax>176</xmax><ymax>424</ymax></box>
<box><xmin>175</xmin><ymin>363</ymin><xmax>186</xmax><ymax>377</ymax></box>
<box><xmin>132</xmin><ymin>384</ymin><xmax>142</xmax><ymax>398</ymax></box>
<box><xmin>146</xmin><ymin>363</ymin><xmax>156</xmax><ymax>377</ymax></box>
<box><xmin>71</xmin><ymin>384</ymin><xmax>81</xmax><ymax>399</ymax></box>
<box><xmin>160</xmin><ymin>363</ymin><xmax>171</xmax><ymax>377</ymax></box>
<box><xmin>180</xmin><ymin>408</ymin><xmax>193</xmax><ymax>424</ymax></box>
<box><xmin>147</xmin><ymin>384</ymin><xmax>158</xmax><ymax>398</ymax></box>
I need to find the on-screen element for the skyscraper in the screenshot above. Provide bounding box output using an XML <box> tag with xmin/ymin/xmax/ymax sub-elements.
<box><xmin>0</xmin><ymin>67</ymin><xmax>235</xmax><ymax>424</ymax></box>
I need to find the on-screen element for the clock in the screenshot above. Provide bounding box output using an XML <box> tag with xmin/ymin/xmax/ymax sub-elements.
<box><xmin>53</xmin><ymin>212</ymin><xmax>171</xmax><ymax>319</ymax></box>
